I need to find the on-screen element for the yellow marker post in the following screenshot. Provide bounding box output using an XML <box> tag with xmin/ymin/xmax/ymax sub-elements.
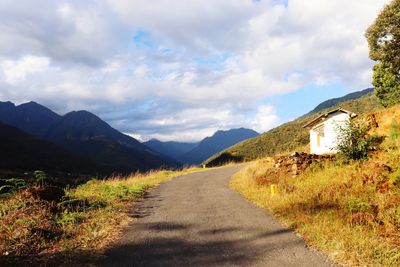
<box><xmin>202</xmin><ymin>164</ymin><xmax>206</xmax><ymax>169</ymax></box>
<box><xmin>270</xmin><ymin>184</ymin><xmax>278</xmax><ymax>196</ymax></box>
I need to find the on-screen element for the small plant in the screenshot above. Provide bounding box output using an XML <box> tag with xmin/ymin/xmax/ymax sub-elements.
<box><xmin>34</xmin><ymin>170</ymin><xmax>47</xmax><ymax>187</ymax></box>
<box><xmin>347</xmin><ymin>196</ymin><xmax>372</xmax><ymax>213</ymax></box>
<box><xmin>389</xmin><ymin>119</ymin><xmax>400</xmax><ymax>148</ymax></box>
<box><xmin>390</xmin><ymin>119</ymin><xmax>400</xmax><ymax>139</ymax></box>
<box><xmin>335</xmin><ymin>121</ymin><xmax>375</xmax><ymax>161</ymax></box>
<box><xmin>57</xmin><ymin>211</ymin><xmax>85</xmax><ymax>226</ymax></box>
<box><xmin>0</xmin><ymin>178</ymin><xmax>27</xmax><ymax>197</ymax></box>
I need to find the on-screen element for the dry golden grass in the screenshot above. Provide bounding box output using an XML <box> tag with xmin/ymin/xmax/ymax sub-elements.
<box><xmin>371</xmin><ymin>104</ymin><xmax>400</xmax><ymax>136</ymax></box>
<box><xmin>231</xmin><ymin>152</ymin><xmax>400</xmax><ymax>266</ymax></box>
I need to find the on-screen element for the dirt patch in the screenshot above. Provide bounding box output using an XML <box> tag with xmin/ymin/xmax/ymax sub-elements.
<box><xmin>28</xmin><ymin>186</ymin><xmax>65</xmax><ymax>202</ymax></box>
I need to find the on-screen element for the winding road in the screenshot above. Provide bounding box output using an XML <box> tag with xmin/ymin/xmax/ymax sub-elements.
<box><xmin>97</xmin><ymin>166</ymin><xmax>334</xmax><ymax>267</ymax></box>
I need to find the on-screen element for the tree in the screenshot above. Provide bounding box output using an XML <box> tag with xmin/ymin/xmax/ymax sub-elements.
<box><xmin>366</xmin><ymin>0</ymin><xmax>400</xmax><ymax>107</ymax></box>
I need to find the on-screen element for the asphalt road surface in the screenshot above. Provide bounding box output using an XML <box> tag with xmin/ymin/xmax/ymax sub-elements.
<box><xmin>97</xmin><ymin>166</ymin><xmax>334</xmax><ymax>267</ymax></box>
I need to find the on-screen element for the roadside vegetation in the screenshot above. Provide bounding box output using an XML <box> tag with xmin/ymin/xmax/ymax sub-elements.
<box><xmin>230</xmin><ymin>105</ymin><xmax>400</xmax><ymax>266</ymax></box>
<box><xmin>0</xmin><ymin>167</ymin><xmax>201</xmax><ymax>265</ymax></box>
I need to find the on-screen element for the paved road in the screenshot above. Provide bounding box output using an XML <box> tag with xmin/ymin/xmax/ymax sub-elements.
<box><xmin>98</xmin><ymin>166</ymin><xmax>334</xmax><ymax>267</ymax></box>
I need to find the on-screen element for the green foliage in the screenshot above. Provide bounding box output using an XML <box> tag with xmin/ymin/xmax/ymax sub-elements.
<box><xmin>57</xmin><ymin>211</ymin><xmax>84</xmax><ymax>226</ymax></box>
<box><xmin>336</xmin><ymin>121</ymin><xmax>375</xmax><ymax>161</ymax></box>
<box><xmin>390</xmin><ymin>119</ymin><xmax>400</xmax><ymax>140</ymax></box>
<box><xmin>372</xmin><ymin>62</ymin><xmax>400</xmax><ymax>107</ymax></box>
<box><xmin>34</xmin><ymin>170</ymin><xmax>47</xmax><ymax>186</ymax></box>
<box><xmin>76</xmin><ymin>180</ymin><xmax>145</xmax><ymax>203</ymax></box>
<box><xmin>347</xmin><ymin>196</ymin><xmax>372</xmax><ymax>213</ymax></box>
<box><xmin>366</xmin><ymin>0</ymin><xmax>400</xmax><ymax>107</ymax></box>
<box><xmin>0</xmin><ymin>178</ymin><xmax>27</xmax><ymax>197</ymax></box>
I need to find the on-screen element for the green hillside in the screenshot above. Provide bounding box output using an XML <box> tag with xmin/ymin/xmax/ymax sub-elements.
<box><xmin>205</xmin><ymin>92</ymin><xmax>381</xmax><ymax>166</ymax></box>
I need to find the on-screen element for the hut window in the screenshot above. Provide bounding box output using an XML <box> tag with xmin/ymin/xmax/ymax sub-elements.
<box><xmin>314</xmin><ymin>124</ymin><xmax>325</xmax><ymax>147</ymax></box>
<box><xmin>314</xmin><ymin>124</ymin><xmax>325</xmax><ymax>136</ymax></box>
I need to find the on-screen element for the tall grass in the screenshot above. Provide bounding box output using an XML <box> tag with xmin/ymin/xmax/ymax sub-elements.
<box><xmin>231</xmin><ymin>155</ymin><xmax>400</xmax><ymax>266</ymax></box>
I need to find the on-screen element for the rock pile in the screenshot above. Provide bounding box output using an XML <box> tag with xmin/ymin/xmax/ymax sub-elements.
<box><xmin>256</xmin><ymin>152</ymin><xmax>335</xmax><ymax>186</ymax></box>
<box><xmin>274</xmin><ymin>152</ymin><xmax>335</xmax><ymax>177</ymax></box>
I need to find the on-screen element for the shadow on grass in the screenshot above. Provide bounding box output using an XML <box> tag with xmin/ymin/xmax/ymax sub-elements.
<box><xmin>0</xmin><ymin>223</ymin><xmax>299</xmax><ymax>267</ymax></box>
<box><xmin>205</xmin><ymin>152</ymin><xmax>244</xmax><ymax>167</ymax></box>
<box><xmin>94</xmin><ymin>222</ymin><xmax>300</xmax><ymax>267</ymax></box>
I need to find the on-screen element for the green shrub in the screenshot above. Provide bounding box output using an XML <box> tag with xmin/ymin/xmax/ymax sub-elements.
<box><xmin>347</xmin><ymin>196</ymin><xmax>372</xmax><ymax>213</ymax></box>
<box><xmin>336</xmin><ymin>121</ymin><xmax>375</xmax><ymax>161</ymax></box>
<box><xmin>34</xmin><ymin>170</ymin><xmax>47</xmax><ymax>186</ymax></box>
<box><xmin>390</xmin><ymin>119</ymin><xmax>400</xmax><ymax>139</ymax></box>
<box><xmin>57</xmin><ymin>211</ymin><xmax>85</xmax><ymax>225</ymax></box>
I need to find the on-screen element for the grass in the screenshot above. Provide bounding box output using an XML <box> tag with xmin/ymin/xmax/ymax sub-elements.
<box><xmin>231</xmin><ymin>138</ymin><xmax>400</xmax><ymax>266</ymax></box>
<box><xmin>231</xmin><ymin>158</ymin><xmax>400</xmax><ymax>266</ymax></box>
<box><xmin>0</xmin><ymin>167</ymin><xmax>203</xmax><ymax>264</ymax></box>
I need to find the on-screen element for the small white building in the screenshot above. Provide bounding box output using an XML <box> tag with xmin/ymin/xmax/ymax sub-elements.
<box><xmin>303</xmin><ymin>109</ymin><xmax>357</xmax><ymax>155</ymax></box>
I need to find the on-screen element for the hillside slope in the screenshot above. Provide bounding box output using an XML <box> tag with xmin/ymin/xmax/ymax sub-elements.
<box><xmin>0</xmin><ymin>123</ymin><xmax>101</xmax><ymax>176</ymax></box>
<box><xmin>308</xmin><ymin>88</ymin><xmax>373</xmax><ymax>114</ymax></box>
<box><xmin>205</xmin><ymin>91</ymin><xmax>381</xmax><ymax>166</ymax></box>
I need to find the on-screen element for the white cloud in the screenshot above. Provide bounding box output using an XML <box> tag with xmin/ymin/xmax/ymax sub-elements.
<box><xmin>0</xmin><ymin>56</ymin><xmax>50</xmax><ymax>85</ymax></box>
<box><xmin>250</xmin><ymin>105</ymin><xmax>279</xmax><ymax>133</ymax></box>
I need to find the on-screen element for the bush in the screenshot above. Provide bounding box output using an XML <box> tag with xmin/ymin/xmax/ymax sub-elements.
<box><xmin>347</xmin><ymin>196</ymin><xmax>372</xmax><ymax>213</ymax></box>
<box><xmin>336</xmin><ymin>121</ymin><xmax>375</xmax><ymax>160</ymax></box>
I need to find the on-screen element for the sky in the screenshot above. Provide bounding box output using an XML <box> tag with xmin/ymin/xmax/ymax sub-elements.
<box><xmin>0</xmin><ymin>0</ymin><xmax>391</xmax><ymax>142</ymax></box>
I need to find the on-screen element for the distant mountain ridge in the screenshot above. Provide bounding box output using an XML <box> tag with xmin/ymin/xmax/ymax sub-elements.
<box><xmin>0</xmin><ymin>101</ymin><xmax>177</xmax><ymax>173</ymax></box>
<box><xmin>177</xmin><ymin>128</ymin><xmax>259</xmax><ymax>165</ymax></box>
<box><xmin>308</xmin><ymin>88</ymin><xmax>373</xmax><ymax>114</ymax></box>
<box><xmin>144</xmin><ymin>140</ymin><xmax>198</xmax><ymax>160</ymax></box>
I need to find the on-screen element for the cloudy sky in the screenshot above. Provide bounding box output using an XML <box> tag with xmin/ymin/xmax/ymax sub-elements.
<box><xmin>0</xmin><ymin>0</ymin><xmax>390</xmax><ymax>141</ymax></box>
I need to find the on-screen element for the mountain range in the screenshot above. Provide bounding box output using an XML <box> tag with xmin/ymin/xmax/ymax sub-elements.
<box><xmin>0</xmin><ymin>101</ymin><xmax>258</xmax><ymax>176</ymax></box>
<box><xmin>0</xmin><ymin>101</ymin><xmax>177</xmax><ymax>175</ymax></box>
<box><xmin>144</xmin><ymin>128</ymin><xmax>259</xmax><ymax>165</ymax></box>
